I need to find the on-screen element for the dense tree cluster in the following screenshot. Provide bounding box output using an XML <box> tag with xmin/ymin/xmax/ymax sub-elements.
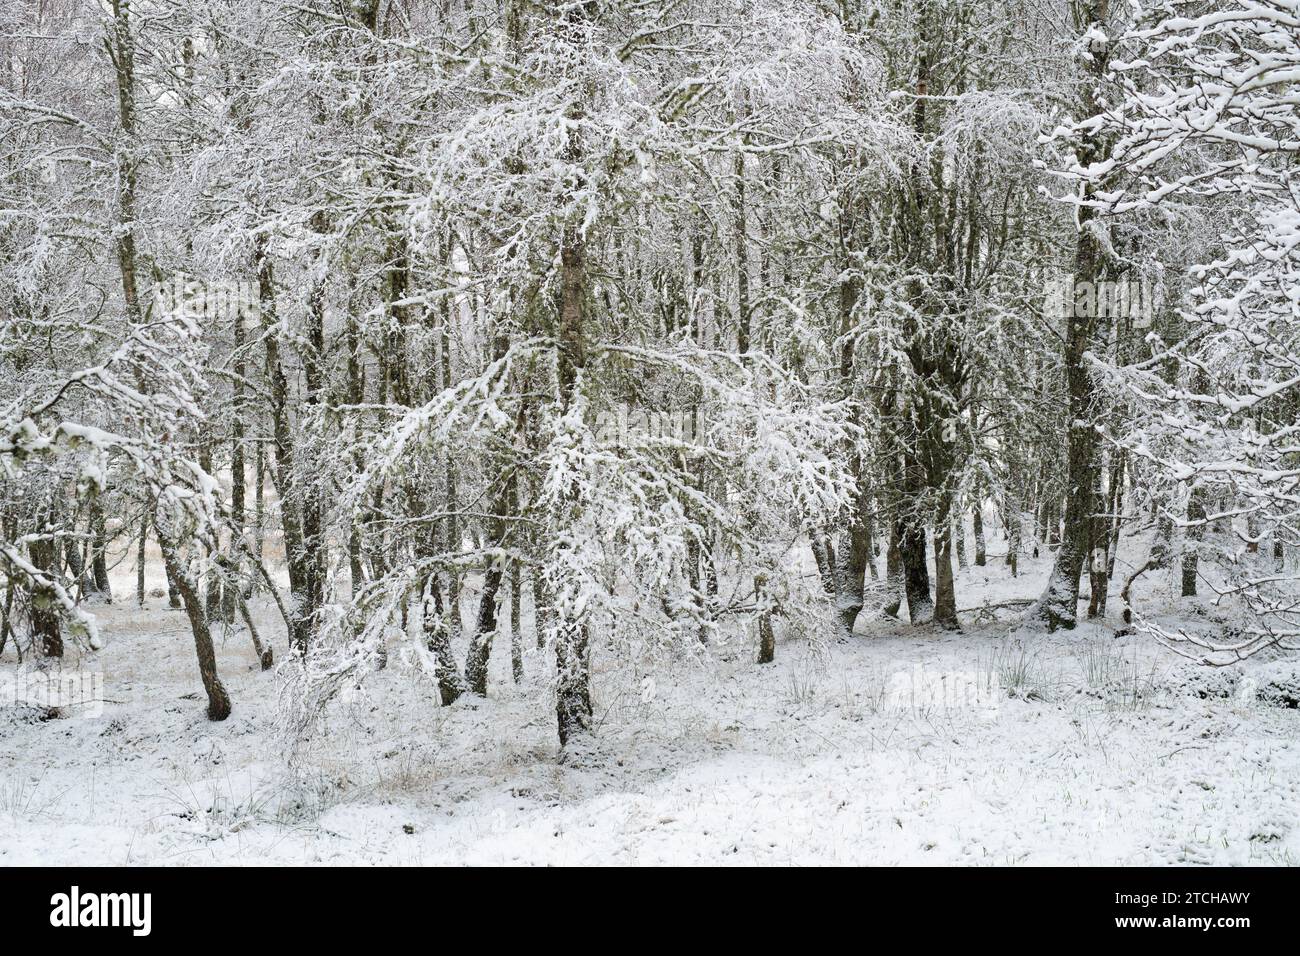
<box><xmin>2</xmin><ymin>0</ymin><xmax>1295</xmax><ymax>748</ymax></box>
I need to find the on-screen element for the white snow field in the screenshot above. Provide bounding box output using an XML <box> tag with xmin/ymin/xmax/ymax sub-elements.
<box><xmin>2</xmin><ymin>543</ymin><xmax>1298</xmax><ymax>867</ymax></box>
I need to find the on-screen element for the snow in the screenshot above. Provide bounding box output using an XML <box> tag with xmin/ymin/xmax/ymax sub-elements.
<box><xmin>2</xmin><ymin>540</ymin><xmax>1297</xmax><ymax>866</ymax></box>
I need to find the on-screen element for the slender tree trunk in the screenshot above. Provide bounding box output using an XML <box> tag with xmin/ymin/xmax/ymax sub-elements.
<box><xmin>464</xmin><ymin>560</ymin><xmax>504</xmax><ymax>697</ymax></box>
<box><xmin>440</xmin><ymin>305</ymin><xmax>462</xmax><ymax>639</ymax></box>
<box><xmin>1182</xmin><ymin>486</ymin><xmax>1206</xmax><ymax>597</ymax></box>
<box><xmin>0</xmin><ymin>509</ymin><xmax>15</xmax><ymax>654</ymax></box>
<box><xmin>463</xmin><ymin>324</ymin><xmax>516</xmax><ymax>697</ymax></box>
<box><xmin>239</xmin><ymin>596</ymin><xmax>273</xmax><ymax>670</ymax></box>
<box><xmin>933</xmin><ymin>496</ymin><xmax>960</xmax><ymax>629</ymax></box>
<box><xmin>157</xmin><ymin>528</ymin><xmax>231</xmax><ymax>720</ymax></box>
<box><xmin>833</xmin><ymin>232</ymin><xmax>869</xmax><ymax>637</ymax></box>
<box><xmin>532</xmin><ymin>565</ymin><xmax>552</xmax><ymax>651</ymax></box>
<box><xmin>29</xmin><ymin>503</ymin><xmax>62</xmax><ymax>658</ymax></box>
<box><xmin>88</xmin><ymin>501</ymin><xmax>111</xmax><ymax>601</ymax></box>
<box><xmin>1091</xmin><ymin>456</ymin><xmax>1124</xmax><ymax>617</ymax></box>
<box><xmin>755</xmin><ymin>574</ymin><xmax>775</xmax><ymax>664</ymax></box>
<box><xmin>297</xmin><ymin>213</ymin><xmax>328</xmax><ymax>644</ymax></box>
<box><xmin>554</xmin><ymin>217</ymin><xmax>593</xmax><ymax>749</ymax></box>
<box><xmin>229</xmin><ymin>284</ymin><xmax>248</xmax><ymax>617</ymax></box>
<box><xmin>0</xmin><ymin>579</ymin><xmax>13</xmax><ymax>660</ymax></box>
<box><xmin>1029</xmin><ymin>0</ymin><xmax>1112</xmax><ymax>632</ymax></box>
<box><xmin>895</xmin><ymin>34</ymin><xmax>945</xmax><ymax>628</ymax></box>
<box><xmin>340</xmin><ymin>296</ymin><xmax>367</xmax><ymax>599</ymax></box>
<box><xmin>734</xmin><ymin>150</ymin><xmax>751</xmax><ymax>354</ymax></box>
<box><xmin>1105</xmin><ymin>451</ymin><xmax>1125</xmax><ymax>581</ymax></box>
<box><xmin>136</xmin><ymin>512</ymin><xmax>147</xmax><ymax>606</ymax></box>
<box><xmin>884</xmin><ymin>517</ymin><xmax>904</xmax><ymax>618</ymax></box>
<box><xmin>110</xmin><ymin>0</ymin><xmax>151</xmax><ymax>625</ymax></box>
<box><xmin>896</xmin><ymin>443</ymin><xmax>934</xmax><ymax>623</ymax></box>
<box><xmin>1086</xmin><ymin>463</ymin><xmax>1110</xmax><ymax>618</ymax></box>
<box><xmin>165</xmin><ymin>554</ymin><xmax>181</xmax><ymax>609</ymax></box>
<box><xmin>258</xmin><ymin>235</ymin><xmax>317</xmax><ymax>654</ymax></box>
<box><xmin>687</xmin><ymin>532</ymin><xmax>706</xmax><ymax>642</ymax></box>
<box><xmin>704</xmin><ymin>536</ymin><xmax>720</xmax><ymax>612</ymax></box>
<box><xmin>510</xmin><ymin>560</ymin><xmax>523</xmax><ymax>683</ymax></box>
<box><xmin>254</xmin><ymin>441</ymin><xmax>265</xmax><ymax>570</ymax></box>
<box><xmin>836</xmin><ymin>518</ymin><xmax>870</xmax><ymax>639</ymax></box>
<box><xmin>897</xmin><ymin>512</ymin><xmax>933</xmax><ymax>625</ymax></box>
<box><xmin>64</xmin><ymin>527</ymin><xmax>91</xmax><ymax>596</ymax></box>
<box><xmin>199</xmin><ymin>439</ymin><xmax>227</xmax><ymax>625</ymax></box>
<box><xmin>864</xmin><ymin>510</ymin><xmax>878</xmax><ymax>580</ymax></box>
<box><xmin>423</xmin><ymin>575</ymin><xmax>466</xmax><ymax>705</ymax></box>
<box><xmin>811</xmin><ymin>531</ymin><xmax>837</xmax><ymax>597</ymax></box>
<box><xmin>1006</xmin><ymin>496</ymin><xmax>1021</xmax><ymax>577</ymax></box>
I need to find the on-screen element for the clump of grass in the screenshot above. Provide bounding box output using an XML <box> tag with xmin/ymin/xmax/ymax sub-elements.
<box><xmin>1</xmin><ymin>772</ymin><xmax>64</xmax><ymax>822</ymax></box>
<box><xmin>981</xmin><ymin>639</ymin><xmax>1057</xmax><ymax>701</ymax></box>
<box><xmin>160</xmin><ymin>771</ymin><xmax>277</xmax><ymax>840</ymax></box>
<box><xmin>839</xmin><ymin>665</ymin><xmax>893</xmax><ymax>719</ymax></box>
<box><xmin>783</xmin><ymin>666</ymin><xmax>819</xmax><ymax>707</ymax></box>
<box><xmin>1074</xmin><ymin>639</ymin><xmax>1163</xmax><ymax>711</ymax></box>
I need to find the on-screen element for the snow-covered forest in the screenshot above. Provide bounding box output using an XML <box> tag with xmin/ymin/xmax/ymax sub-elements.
<box><xmin>2</xmin><ymin>0</ymin><xmax>1299</xmax><ymax>866</ymax></box>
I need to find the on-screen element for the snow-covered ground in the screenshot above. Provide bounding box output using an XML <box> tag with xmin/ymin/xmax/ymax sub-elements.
<box><xmin>2</xmin><ymin>541</ymin><xmax>1298</xmax><ymax>866</ymax></box>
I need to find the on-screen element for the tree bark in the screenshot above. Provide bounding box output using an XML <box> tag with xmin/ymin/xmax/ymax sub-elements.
<box><xmin>464</xmin><ymin>559</ymin><xmax>504</xmax><ymax>697</ymax></box>
<box><xmin>1182</xmin><ymin>486</ymin><xmax>1206</xmax><ymax>597</ymax></box>
<box><xmin>463</xmin><ymin>324</ymin><xmax>515</xmax><ymax>697</ymax></box>
<box><xmin>229</xmin><ymin>275</ymin><xmax>248</xmax><ymax>614</ymax></box>
<box><xmin>157</xmin><ymin>530</ymin><xmax>231</xmax><ymax>721</ymax></box>
<box><xmin>933</xmin><ymin>496</ymin><xmax>960</xmax><ymax>629</ymax></box>
<box><xmin>239</xmin><ymin>596</ymin><xmax>273</xmax><ymax>670</ymax></box>
<box><xmin>549</xmin><ymin>2</ymin><xmax>596</xmax><ymax>752</ymax></box>
<box><xmin>440</xmin><ymin>303</ymin><xmax>463</xmax><ymax>639</ymax></box>
<box><xmin>554</xmin><ymin>216</ymin><xmax>593</xmax><ymax>749</ymax></box>
<box><xmin>883</xmin><ymin>516</ymin><xmax>904</xmax><ymax>617</ymax></box>
<box><xmin>510</xmin><ymin>560</ymin><xmax>523</xmax><ymax>683</ymax></box>
<box><xmin>811</xmin><ymin>531</ymin><xmax>837</xmax><ymax>598</ymax></box>
<box><xmin>897</xmin><ymin>511</ymin><xmax>933</xmax><ymax>625</ymax></box>
<box><xmin>258</xmin><ymin>235</ymin><xmax>318</xmax><ymax>654</ymax></box>
<box><xmin>1029</xmin><ymin>0</ymin><xmax>1112</xmax><ymax>632</ymax></box>
<box><xmin>1006</xmin><ymin>496</ymin><xmax>1021</xmax><ymax>577</ymax></box>
<box><xmin>88</xmin><ymin>501</ymin><xmax>112</xmax><ymax>601</ymax></box>
<box><xmin>533</xmin><ymin>565</ymin><xmax>553</xmax><ymax>651</ymax></box>
<box><xmin>136</xmin><ymin>512</ymin><xmax>147</xmax><ymax>606</ymax></box>
<box><xmin>755</xmin><ymin>574</ymin><xmax>775</xmax><ymax>664</ymax></box>
<box><xmin>29</xmin><ymin>504</ymin><xmax>62</xmax><ymax>658</ymax></box>
<box><xmin>422</xmin><ymin>574</ymin><xmax>466</xmax><ymax>705</ymax></box>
